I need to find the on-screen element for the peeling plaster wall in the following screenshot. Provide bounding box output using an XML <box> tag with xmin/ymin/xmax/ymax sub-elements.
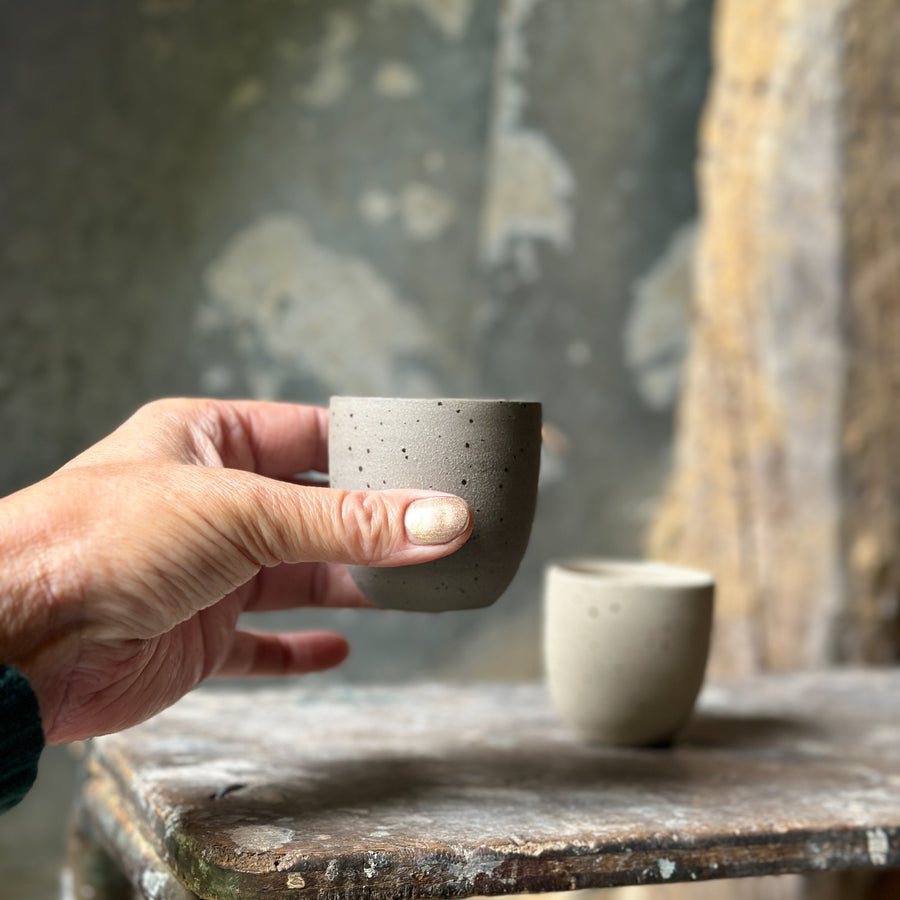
<box><xmin>0</xmin><ymin>0</ymin><xmax>711</xmax><ymax>678</ymax></box>
<box><xmin>0</xmin><ymin>0</ymin><xmax>711</xmax><ymax>671</ymax></box>
<box><xmin>0</xmin><ymin>1</ymin><xmax>711</xmax><ymax>891</ymax></box>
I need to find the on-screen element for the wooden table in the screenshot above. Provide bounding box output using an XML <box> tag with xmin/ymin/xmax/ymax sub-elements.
<box><xmin>70</xmin><ymin>670</ymin><xmax>900</xmax><ymax>899</ymax></box>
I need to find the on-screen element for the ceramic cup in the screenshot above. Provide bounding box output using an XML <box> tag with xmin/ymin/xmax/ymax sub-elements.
<box><xmin>543</xmin><ymin>559</ymin><xmax>714</xmax><ymax>746</ymax></box>
<box><xmin>328</xmin><ymin>396</ymin><xmax>542</xmax><ymax>612</ymax></box>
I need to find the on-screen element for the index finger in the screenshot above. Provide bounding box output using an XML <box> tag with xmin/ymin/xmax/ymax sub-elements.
<box><xmin>59</xmin><ymin>398</ymin><xmax>331</xmax><ymax>479</ymax></box>
<box><xmin>218</xmin><ymin>400</ymin><xmax>330</xmax><ymax>478</ymax></box>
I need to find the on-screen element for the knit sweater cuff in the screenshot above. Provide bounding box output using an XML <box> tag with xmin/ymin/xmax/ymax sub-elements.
<box><xmin>0</xmin><ymin>665</ymin><xmax>45</xmax><ymax>813</ymax></box>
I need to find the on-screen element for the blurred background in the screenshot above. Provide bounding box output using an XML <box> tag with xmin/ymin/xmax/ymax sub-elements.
<box><xmin>2</xmin><ymin>1</ymin><xmax>897</xmax><ymax>898</ymax></box>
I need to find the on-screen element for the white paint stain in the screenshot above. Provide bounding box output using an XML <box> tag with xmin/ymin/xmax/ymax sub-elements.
<box><xmin>806</xmin><ymin>841</ymin><xmax>829</xmax><ymax>870</ymax></box>
<box><xmin>58</xmin><ymin>868</ymin><xmax>74</xmax><ymax>900</ymax></box>
<box><xmin>286</xmin><ymin>873</ymin><xmax>307</xmax><ymax>888</ymax></box>
<box><xmin>399</xmin><ymin>182</ymin><xmax>455</xmax><ymax>240</ymax></box>
<box><xmin>301</xmin><ymin>11</ymin><xmax>359</xmax><ymax>108</ymax></box>
<box><xmin>624</xmin><ymin>220</ymin><xmax>696</xmax><ymax>411</ymax></box>
<box><xmin>482</xmin><ymin>132</ymin><xmax>573</xmax><ymax>278</ymax></box>
<box><xmin>447</xmin><ymin>848</ymin><xmax>500</xmax><ymax>883</ymax></box>
<box><xmin>480</xmin><ymin>0</ymin><xmax>574</xmax><ymax>280</ymax></box>
<box><xmin>198</xmin><ymin>362</ymin><xmax>235</xmax><ymax>395</ymax></box>
<box><xmin>229</xmin><ymin>824</ymin><xmax>296</xmax><ymax>852</ymax></box>
<box><xmin>375</xmin><ymin>61</ymin><xmax>421</xmax><ymax>98</ymax></box>
<box><xmin>201</xmin><ymin>214</ymin><xmax>452</xmax><ymax>397</ymax></box>
<box><xmin>325</xmin><ymin>859</ymin><xmax>340</xmax><ymax>881</ymax></box>
<box><xmin>140</xmin><ymin>869</ymin><xmax>171</xmax><ymax>900</ymax></box>
<box><xmin>374</xmin><ymin>0</ymin><xmax>473</xmax><ymax>39</ymax></box>
<box><xmin>358</xmin><ymin>189</ymin><xmax>397</xmax><ymax>225</ymax></box>
<box><xmin>357</xmin><ymin>183</ymin><xmax>456</xmax><ymax>241</ymax></box>
<box><xmin>867</xmin><ymin>827</ymin><xmax>889</xmax><ymax>866</ymax></box>
<box><xmin>657</xmin><ymin>858</ymin><xmax>676</xmax><ymax>879</ymax></box>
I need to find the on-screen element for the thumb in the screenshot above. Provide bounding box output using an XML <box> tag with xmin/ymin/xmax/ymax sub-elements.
<box><xmin>216</xmin><ymin>473</ymin><xmax>474</xmax><ymax>568</ymax></box>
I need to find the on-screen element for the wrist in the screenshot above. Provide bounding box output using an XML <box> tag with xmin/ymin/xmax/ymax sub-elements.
<box><xmin>0</xmin><ymin>482</ymin><xmax>79</xmax><ymax>663</ymax></box>
<box><xmin>0</xmin><ymin>482</ymin><xmax>85</xmax><ymax>742</ymax></box>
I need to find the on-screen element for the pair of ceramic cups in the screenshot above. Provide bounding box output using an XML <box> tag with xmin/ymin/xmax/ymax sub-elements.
<box><xmin>329</xmin><ymin>396</ymin><xmax>714</xmax><ymax>747</ymax></box>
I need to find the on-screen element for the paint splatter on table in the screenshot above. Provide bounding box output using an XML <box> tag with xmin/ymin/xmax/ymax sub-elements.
<box><xmin>71</xmin><ymin>670</ymin><xmax>900</xmax><ymax>899</ymax></box>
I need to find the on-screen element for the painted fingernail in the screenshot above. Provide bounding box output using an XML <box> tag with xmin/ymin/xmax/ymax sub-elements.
<box><xmin>404</xmin><ymin>496</ymin><xmax>472</xmax><ymax>545</ymax></box>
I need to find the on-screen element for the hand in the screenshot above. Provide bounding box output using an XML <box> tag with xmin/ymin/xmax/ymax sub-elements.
<box><xmin>0</xmin><ymin>399</ymin><xmax>473</xmax><ymax>744</ymax></box>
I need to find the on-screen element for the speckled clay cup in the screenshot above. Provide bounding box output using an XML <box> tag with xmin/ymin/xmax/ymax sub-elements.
<box><xmin>328</xmin><ymin>397</ymin><xmax>542</xmax><ymax>612</ymax></box>
<box><xmin>543</xmin><ymin>560</ymin><xmax>714</xmax><ymax>746</ymax></box>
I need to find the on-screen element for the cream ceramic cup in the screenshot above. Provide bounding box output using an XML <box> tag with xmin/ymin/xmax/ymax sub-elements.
<box><xmin>329</xmin><ymin>396</ymin><xmax>542</xmax><ymax>612</ymax></box>
<box><xmin>543</xmin><ymin>559</ymin><xmax>714</xmax><ymax>746</ymax></box>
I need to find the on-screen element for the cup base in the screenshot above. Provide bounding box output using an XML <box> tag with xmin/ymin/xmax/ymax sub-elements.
<box><xmin>348</xmin><ymin>555</ymin><xmax>517</xmax><ymax>612</ymax></box>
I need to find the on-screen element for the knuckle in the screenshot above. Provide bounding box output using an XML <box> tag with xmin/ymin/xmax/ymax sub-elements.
<box><xmin>337</xmin><ymin>491</ymin><xmax>398</xmax><ymax>564</ymax></box>
<box><xmin>137</xmin><ymin>397</ymin><xmax>192</xmax><ymax>420</ymax></box>
<box><xmin>205</xmin><ymin>474</ymin><xmax>285</xmax><ymax>569</ymax></box>
<box><xmin>241</xmin><ymin>484</ymin><xmax>293</xmax><ymax>567</ymax></box>
<box><xmin>137</xmin><ymin>397</ymin><xmax>222</xmax><ymax>430</ymax></box>
<box><xmin>131</xmin><ymin>398</ymin><xmax>201</xmax><ymax>444</ymax></box>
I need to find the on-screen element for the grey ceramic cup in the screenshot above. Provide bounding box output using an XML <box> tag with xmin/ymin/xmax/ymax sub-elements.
<box><xmin>543</xmin><ymin>559</ymin><xmax>714</xmax><ymax>746</ymax></box>
<box><xmin>328</xmin><ymin>396</ymin><xmax>542</xmax><ymax>611</ymax></box>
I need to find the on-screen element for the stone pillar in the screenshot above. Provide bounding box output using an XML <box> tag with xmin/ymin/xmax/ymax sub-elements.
<box><xmin>649</xmin><ymin>0</ymin><xmax>900</xmax><ymax>678</ymax></box>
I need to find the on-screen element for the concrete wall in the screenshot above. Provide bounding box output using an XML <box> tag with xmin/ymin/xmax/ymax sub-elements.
<box><xmin>0</xmin><ymin>2</ymin><xmax>711</xmax><ymax>894</ymax></box>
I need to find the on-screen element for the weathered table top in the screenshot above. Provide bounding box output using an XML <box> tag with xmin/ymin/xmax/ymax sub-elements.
<box><xmin>80</xmin><ymin>669</ymin><xmax>900</xmax><ymax>900</ymax></box>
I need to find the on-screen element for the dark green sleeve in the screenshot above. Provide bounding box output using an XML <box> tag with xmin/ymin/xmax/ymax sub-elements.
<box><xmin>0</xmin><ymin>665</ymin><xmax>45</xmax><ymax>813</ymax></box>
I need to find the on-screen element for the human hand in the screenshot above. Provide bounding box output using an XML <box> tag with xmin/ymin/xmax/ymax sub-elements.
<box><xmin>0</xmin><ymin>399</ymin><xmax>473</xmax><ymax>745</ymax></box>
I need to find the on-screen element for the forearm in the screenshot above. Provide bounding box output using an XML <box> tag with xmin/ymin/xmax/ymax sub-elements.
<box><xmin>0</xmin><ymin>479</ymin><xmax>90</xmax><ymax>755</ymax></box>
<box><xmin>0</xmin><ymin>487</ymin><xmax>46</xmax><ymax>666</ymax></box>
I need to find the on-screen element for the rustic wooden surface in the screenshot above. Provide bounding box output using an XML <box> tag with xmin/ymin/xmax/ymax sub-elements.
<box><xmin>79</xmin><ymin>670</ymin><xmax>900</xmax><ymax>900</ymax></box>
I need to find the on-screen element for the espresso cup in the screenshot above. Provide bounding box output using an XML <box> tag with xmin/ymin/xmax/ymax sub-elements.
<box><xmin>328</xmin><ymin>396</ymin><xmax>542</xmax><ymax>612</ymax></box>
<box><xmin>543</xmin><ymin>559</ymin><xmax>714</xmax><ymax>746</ymax></box>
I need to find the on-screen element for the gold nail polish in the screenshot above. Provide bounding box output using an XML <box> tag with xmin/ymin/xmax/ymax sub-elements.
<box><xmin>405</xmin><ymin>496</ymin><xmax>471</xmax><ymax>545</ymax></box>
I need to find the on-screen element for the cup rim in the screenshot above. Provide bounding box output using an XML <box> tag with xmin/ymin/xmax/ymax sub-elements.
<box><xmin>329</xmin><ymin>396</ymin><xmax>541</xmax><ymax>407</ymax></box>
<box><xmin>548</xmin><ymin>558</ymin><xmax>714</xmax><ymax>589</ymax></box>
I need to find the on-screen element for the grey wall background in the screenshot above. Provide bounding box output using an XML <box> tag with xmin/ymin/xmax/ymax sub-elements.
<box><xmin>0</xmin><ymin>1</ymin><xmax>712</xmax><ymax>896</ymax></box>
